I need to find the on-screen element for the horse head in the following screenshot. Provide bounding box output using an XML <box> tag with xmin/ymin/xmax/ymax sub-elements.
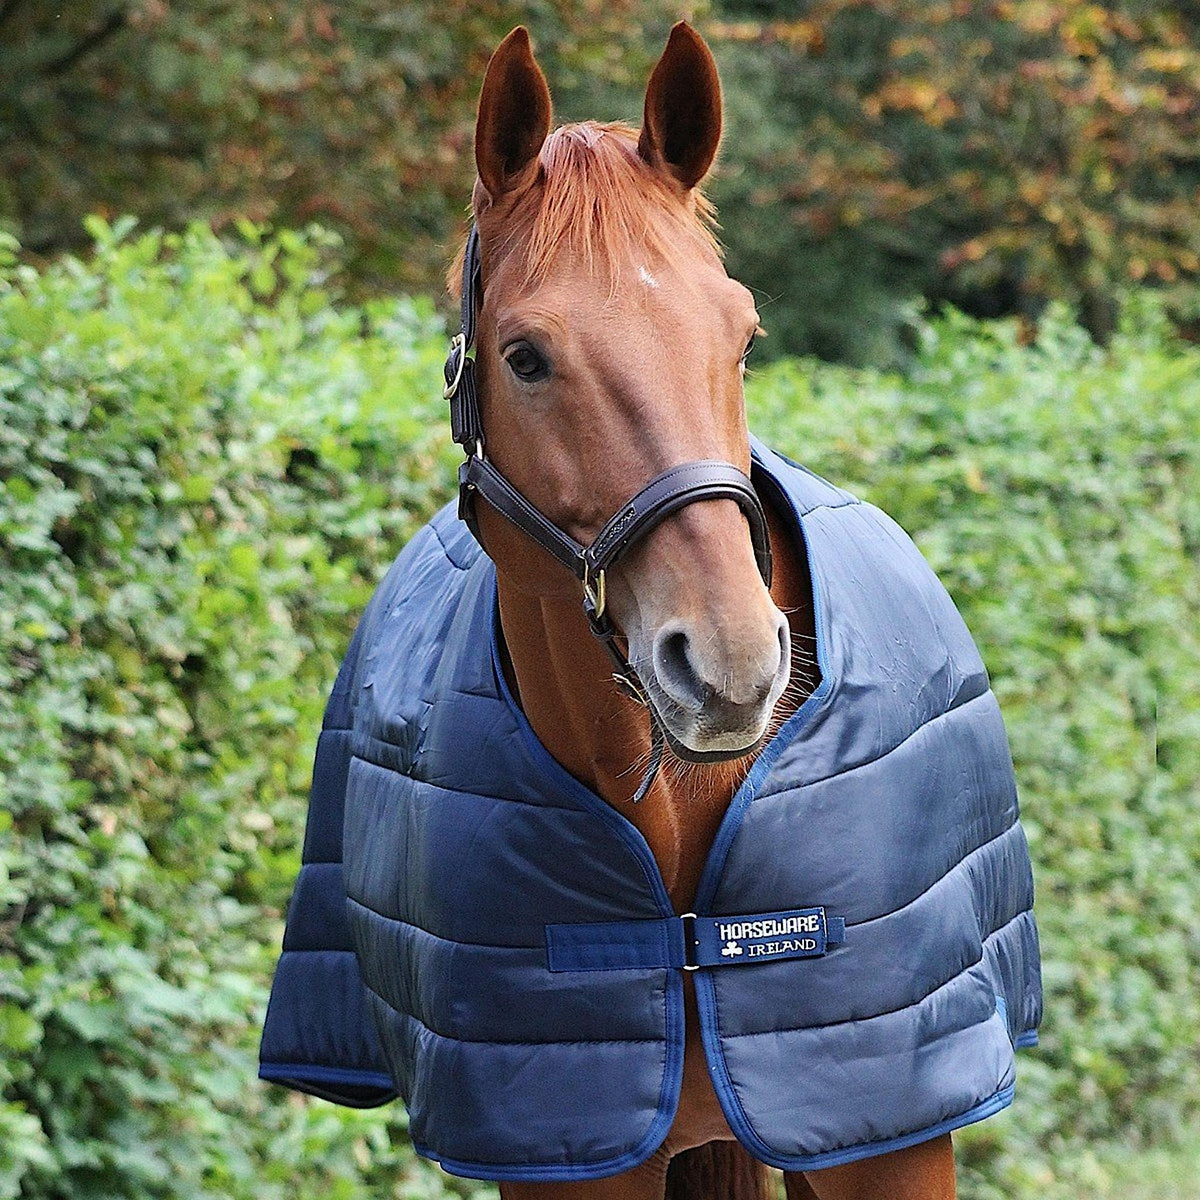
<box><xmin>454</xmin><ymin>23</ymin><xmax>790</xmax><ymax>768</ymax></box>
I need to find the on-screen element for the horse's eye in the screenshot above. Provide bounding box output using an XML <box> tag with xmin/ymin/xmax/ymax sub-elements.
<box><xmin>504</xmin><ymin>342</ymin><xmax>549</xmax><ymax>382</ymax></box>
<box><xmin>740</xmin><ymin>333</ymin><xmax>757</xmax><ymax>364</ymax></box>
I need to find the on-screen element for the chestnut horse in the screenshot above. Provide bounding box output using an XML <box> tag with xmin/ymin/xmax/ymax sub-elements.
<box><xmin>452</xmin><ymin>23</ymin><xmax>958</xmax><ymax>1200</ymax></box>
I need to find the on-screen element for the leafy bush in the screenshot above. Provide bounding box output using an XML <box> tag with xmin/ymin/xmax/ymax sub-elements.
<box><xmin>9</xmin><ymin>2</ymin><xmax>1200</xmax><ymax>365</ymax></box>
<box><xmin>1</xmin><ymin>224</ymin><xmax>1196</xmax><ymax>1199</ymax></box>
<box><xmin>0</xmin><ymin>220</ymin><xmax>467</xmax><ymax>1199</ymax></box>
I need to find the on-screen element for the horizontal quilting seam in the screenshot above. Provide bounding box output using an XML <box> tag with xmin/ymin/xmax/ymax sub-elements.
<box><xmin>346</xmin><ymin>817</ymin><xmax>1026</xmax><ymax>951</ymax></box>
<box><xmin>841</xmin><ymin>819</ymin><xmax>1026</xmax><ymax>930</ymax></box>
<box><xmin>363</xmin><ymin>979</ymin><xmax>664</xmax><ymax>1047</ymax></box>
<box><xmin>347</xmin><ymin>894</ymin><xmax>542</xmax><ymax>952</ymax></box>
<box><xmin>754</xmin><ymin>685</ymin><xmax>993</xmax><ymax>805</ymax></box>
<box><xmin>718</xmin><ymin>907</ymin><xmax>1034</xmax><ymax>1040</ymax></box>
<box><xmin>348</xmin><ymin>747</ymin><xmax>587</xmax><ymax>813</ymax></box>
<box><xmin>348</xmin><ymin>741</ymin><xmax>675</xmax><ymax>928</ymax></box>
<box><xmin>348</xmin><ymin>895</ymin><xmax>666</xmax><ymax>960</ymax></box>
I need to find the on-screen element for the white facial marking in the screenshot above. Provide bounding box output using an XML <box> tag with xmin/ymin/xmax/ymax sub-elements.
<box><xmin>638</xmin><ymin>265</ymin><xmax>659</xmax><ymax>289</ymax></box>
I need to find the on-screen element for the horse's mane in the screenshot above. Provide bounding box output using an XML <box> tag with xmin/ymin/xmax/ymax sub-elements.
<box><xmin>447</xmin><ymin>120</ymin><xmax>721</xmax><ymax>300</ymax></box>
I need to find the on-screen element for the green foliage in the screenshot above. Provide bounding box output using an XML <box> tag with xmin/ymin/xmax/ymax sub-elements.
<box><xmin>0</xmin><ymin>0</ymin><xmax>671</xmax><ymax>296</ymax></box>
<box><xmin>0</xmin><ymin>220</ymin><xmax>480</xmax><ymax>1199</ymax></box>
<box><xmin>2</xmin><ymin>224</ymin><xmax>1197</xmax><ymax>1198</ymax></box>
<box><xmin>7</xmin><ymin>2</ymin><xmax>1200</xmax><ymax>367</ymax></box>
<box><xmin>708</xmin><ymin>0</ymin><xmax>1200</xmax><ymax>365</ymax></box>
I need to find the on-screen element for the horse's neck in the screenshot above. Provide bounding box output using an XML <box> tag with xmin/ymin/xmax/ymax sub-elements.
<box><xmin>494</xmin><ymin>501</ymin><xmax>817</xmax><ymax>912</ymax></box>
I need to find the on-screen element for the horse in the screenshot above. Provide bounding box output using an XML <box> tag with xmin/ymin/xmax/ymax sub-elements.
<box><xmin>449</xmin><ymin>22</ymin><xmax>958</xmax><ymax>1200</ymax></box>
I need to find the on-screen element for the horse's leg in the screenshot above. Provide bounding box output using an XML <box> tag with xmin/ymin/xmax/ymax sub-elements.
<box><xmin>781</xmin><ymin>1170</ymin><xmax>822</xmax><ymax>1200</ymax></box>
<box><xmin>499</xmin><ymin>1148</ymin><xmax>670</xmax><ymax>1200</ymax></box>
<box><xmin>784</xmin><ymin>1133</ymin><xmax>956</xmax><ymax>1200</ymax></box>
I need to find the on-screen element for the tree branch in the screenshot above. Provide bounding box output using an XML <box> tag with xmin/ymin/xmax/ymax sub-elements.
<box><xmin>45</xmin><ymin>7</ymin><xmax>128</xmax><ymax>76</ymax></box>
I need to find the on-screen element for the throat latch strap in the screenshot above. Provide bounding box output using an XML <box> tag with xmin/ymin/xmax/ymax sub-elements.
<box><xmin>545</xmin><ymin>907</ymin><xmax>846</xmax><ymax>973</ymax></box>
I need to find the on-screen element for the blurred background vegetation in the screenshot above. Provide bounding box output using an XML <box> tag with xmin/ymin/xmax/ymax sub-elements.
<box><xmin>4</xmin><ymin>1</ymin><xmax>1200</xmax><ymax>365</ymax></box>
<box><xmin>2</xmin><ymin>3</ymin><xmax>1198</xmax><ymax>1200</ymax></box>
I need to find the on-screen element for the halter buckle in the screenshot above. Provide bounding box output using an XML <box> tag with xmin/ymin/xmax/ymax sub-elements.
<box><xmin>582</xmin><ymin>564</ymin><xmax>606</xmax><ymax>622</ymax></box>
<box><xmin>443</xmin><ymin>332</ymin><xmax>468</xmax><ymax>400</ymax></box>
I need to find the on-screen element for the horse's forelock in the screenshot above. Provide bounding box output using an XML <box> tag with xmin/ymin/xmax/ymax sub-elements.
<box><xmin>447</xmin><ymin>120</ymin><xmax>720</xmax><ymax>302</ymax></box>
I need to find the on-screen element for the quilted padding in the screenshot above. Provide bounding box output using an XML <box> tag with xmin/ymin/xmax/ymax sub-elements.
<box><xmin>259</xmin><ymin>438</ymin><xmax>1042</xmax><ymax>1180</ymax></box>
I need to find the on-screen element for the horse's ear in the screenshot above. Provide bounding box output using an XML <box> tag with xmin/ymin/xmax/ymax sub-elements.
<box><xmin>475</xmin><ymin>27</ymin><xmax>552</xmax><ymax>203</ymax></box>
<box><xmin>638</xmin><ymin>22</ymin><xmax>722</xmax><ymax>191</ymax></box>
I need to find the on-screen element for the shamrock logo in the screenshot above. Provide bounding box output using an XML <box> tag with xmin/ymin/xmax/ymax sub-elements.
<box><xmin>721</xmin><ymin>939</ymin><xmax>743</xmax><ymax>958</ymax></box>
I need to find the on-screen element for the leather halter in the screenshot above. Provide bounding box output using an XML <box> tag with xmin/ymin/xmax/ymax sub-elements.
<box><xmin>443</xmin><ymin>224</ymin><xmax>773</xmax><ymax>800</ymax></box>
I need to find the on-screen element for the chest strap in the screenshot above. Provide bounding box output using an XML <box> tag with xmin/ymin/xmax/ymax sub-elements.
<box><xmin>545</xmin><ymin>907</ymin><xmax>846</xmax><ymax>973</ymax></box>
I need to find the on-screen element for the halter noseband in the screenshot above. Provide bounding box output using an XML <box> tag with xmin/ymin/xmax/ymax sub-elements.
<box><xmin>443</xmin><ymin>224</ymin><xmax>774</xmax><ymax>800</ymax></box>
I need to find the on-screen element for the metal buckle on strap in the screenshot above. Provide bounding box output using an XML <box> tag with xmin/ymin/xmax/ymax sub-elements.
<box><xmin>443</xmin><ymin>332</ymin><xmax>467</xmax><ymax>400</ymax></box>
<box><xmin>680</xmin><ymin>913</ymin><xmax>699</xmax><ymax>971</ymax></box>
<box><xmin>581</xmin><ymin>563</ymin><xmax>606</xmax><ymax>621</ymax></box>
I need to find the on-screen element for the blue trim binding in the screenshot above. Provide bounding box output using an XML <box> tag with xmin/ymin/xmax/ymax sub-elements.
<box><xmin>697</xmin><ymin>964</ymin><xmax>1017</xmax><ymax>1172</ymax></box>
<box><xmin>762</xmin><ymin>1084</ymin><xmax>1016</xmax><ymax>1173</ymax></box>
<box><xmin>995</xmin><ymin>994</ymin><xmax>1039</xmax><ymax>1049</ymax></box>
<box><xmin>692</xmin><ymin>444</ymin><xmax>839</xmax><ymax>916</ymax></box>
<box><xmin>258</xmin><ymin>1063</ymin><xmax>396</xmax><ymax>1090</ymax></box>
<box><xmin>415</xmin><ymin>1081</ymin><xmax>1018</xmax><ymax>1179</ymax></box>
<box><xmin>474</xmin><ymin>439</ymin><xmax>860</xmax><ymax>1182</ymax></box>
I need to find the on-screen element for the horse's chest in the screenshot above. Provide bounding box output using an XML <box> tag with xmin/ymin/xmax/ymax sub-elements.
<box><xmin>623</xmin><ymin>765</ymin><xmax>743</xmax><ymax>911</ymax></box>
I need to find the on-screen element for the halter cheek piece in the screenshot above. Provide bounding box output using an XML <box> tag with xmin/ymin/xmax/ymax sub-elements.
<box><xmin>443</xmin><ymin>225</ymin><xmax>773</xmax><ymax>801</ymax></box>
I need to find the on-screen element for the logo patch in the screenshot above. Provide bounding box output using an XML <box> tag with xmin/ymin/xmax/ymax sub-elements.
<box><xmin>688</xmin><ymin>907</ymin><xmax>844</xmax><ymax>967</ymax></box>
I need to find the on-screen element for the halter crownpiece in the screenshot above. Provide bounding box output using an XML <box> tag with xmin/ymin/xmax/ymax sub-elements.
<box><xmin>443</xmin><ymin>223</ymin><xmax>774</xmax><ymax>800</ymax></box>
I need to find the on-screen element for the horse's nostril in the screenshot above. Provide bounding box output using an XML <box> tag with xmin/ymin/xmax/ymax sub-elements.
<box><xmin>652</xmin><ymin>617</ymin><xmax>788</xmax><ymax>715</ymax></box>
<box><xmin>775</xmin><ymin>612</ymin><xmax>791</xmax><ymax>692</ymax></box>
<box><xmin>652</xmin><ymin>627</ymin><xmax>709</xmax><ymax>714</ymax></box>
